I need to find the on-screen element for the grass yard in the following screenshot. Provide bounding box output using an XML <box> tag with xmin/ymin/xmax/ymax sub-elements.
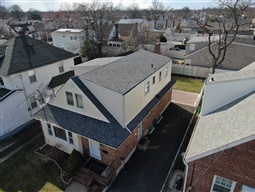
<box><xmin>172</xmin><ymin>76</ymin><xmax>205</xmax><ymax>93</ymax></box>
<box><xmin>0</xmin><ymin>136</ymin><xmax>67</xmax><ymax>192</ymax></box>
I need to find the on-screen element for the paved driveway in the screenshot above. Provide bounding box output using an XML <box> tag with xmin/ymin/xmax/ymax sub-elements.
<box><xmin>108</xmin><ymin>103</ymin><xmax>193</xmax><ymax>192</ymax></box>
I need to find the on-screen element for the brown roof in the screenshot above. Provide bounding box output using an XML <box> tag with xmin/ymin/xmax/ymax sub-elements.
<box><xmin>118</xmin><ymin>24</ymin><xmax>135</xmax><ymax>38</ymax></box>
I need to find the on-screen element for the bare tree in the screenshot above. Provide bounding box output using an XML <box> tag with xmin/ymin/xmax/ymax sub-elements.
<box><xmin>59</xmin><ymin>2</ymin><xmax>78</xmax><ymax>28</ymax></box>
<box><xmin>127</xmin><ymin>3</ymin><xmax>142</xmax><ymax>19</ymax></box>
<box><xmin>9</xmin><ymin>4</ymin><xmax>24</xmax><ymax>19</ymax></box>
<box><xmin>77</xmin><ymin>1</ymin><xmax>120</xmax><ymax>58</ymax></box>
<box><xmin>196</xmin><ymin>0</ymin><xmax>254</xmax><ymax>74</ymax></box>
<box><xmin>150</xmin><ymin>0</ymin><xmax>169</xmax><ymax>28</ymax></box>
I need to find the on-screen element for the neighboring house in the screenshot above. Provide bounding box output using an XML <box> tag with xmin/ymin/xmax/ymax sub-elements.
<box><xmin>184</xmin><ymin>36</ymin><xmax>255</xmax><ymax>70</ymax></box>
<box><xmin>183</xmin><ymin>62</ymin><xmax>255</xmax><ymax>192</ymax></box>
<box><xmin>34</xmin><ymin>50</ymin><xmax>175</xmax><ymax>185</ymax></box>
<box><xmin>108</xmin><ymin>18</ymin><xmax>148</xmax><ymax>46</ymax></box>
<box><xmin>51</xmin><ymin>28</ymin><xmax>86</xmax><ymax>54</ymax></box>
<box><xmin>0</xmin><ymin>35</ymin><xmax>80</xmax><ymax>140</ymax></box>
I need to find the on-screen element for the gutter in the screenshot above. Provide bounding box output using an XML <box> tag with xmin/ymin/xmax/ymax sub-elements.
<box><xmin>125</xmin><ymin>126</ymin><xmax>132</xmax><ymax>134</ymax></box>
<box><xmin>183</xmin><ymin>159</ymin><xmax>189</xmax><ymax>192</ymax></box>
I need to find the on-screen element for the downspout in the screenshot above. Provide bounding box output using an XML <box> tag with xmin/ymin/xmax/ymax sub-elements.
<box><xmin>183</xmin><ymin>158</ymin><xmax>189</xmax><ymax>192</ymax></box>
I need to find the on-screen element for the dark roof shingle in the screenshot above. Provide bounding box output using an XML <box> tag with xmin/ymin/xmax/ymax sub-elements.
<box><xmin>48</xmin><ymin>70</ymin><xmax>75</xmax><ymax>88</ymax></box>
<box><xmin>80</xmin><ymin>50</ymin><xmax>171</xmax><ymax>95</ymax></box>
<box><xmin>0</xmin><ymin>36</ymin><xmax>78</xmax><ymax>76</ymax></box>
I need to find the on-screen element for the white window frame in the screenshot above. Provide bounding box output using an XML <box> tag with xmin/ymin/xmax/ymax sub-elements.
<box><xmin>145</xmin><ymin>80</ymin><xmax>150</xmax><ymax>95</ymax></box>
<box><xmin>30</xmin><ymin>96</ymin><xmax>38</xmax><ymax>109</ymax></box>
<box><xmin>28</xmin><ymin>70</ymin><xmax>36</xmax><ymax>83</ymax></box>
<box><xmin>165</xmin><ymin>66</ymin><xmax>168</xmax><ymax>77</ymax></box>
<box><xmin>47</xmin><ymin>123</ymin><xmax>53</xmax><ymax>136</ymax></box>
<box><xmin>58</xmin><ymin>62</ymin><xmax>64</xmax><ymax>73</ymax></box>
<box><xmin>47</xmin><ymin>124</ymin><xmax>74</xmax><ymax>144</ymax></box>
<box><xmin>68</xmin><ymin>131</ymin><xmax>74</xmax><ymax>144</ymax></box>
<box><xmin>75</xmin><ymin>93</ymin><xmax>84</xmax><ymax>109</ymax></box>
<box><xmin>159</xmin><ymin>71</ymin><xmax>162</xmax><ymax>81</ymax></box>
<box><xmin>66</xmin><ymin>91</ymin><xmax>74</xmax><ymax>106</ymax></box>
<box><xmin>210</xmin><ymin>175</ymin><xmax>236</xmax><ymax>192</ymax></box>
<box><xmin>152</xmin><ymin>76</ymin><xmax>155</xmax><ymax>85</ymax></box>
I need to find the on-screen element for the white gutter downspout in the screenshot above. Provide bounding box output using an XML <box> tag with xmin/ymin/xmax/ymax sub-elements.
<box><xmin>125</xmin><ymin>127</ymin><xmax>131</xmax><ymax>134</ymax></box>
<box><xmin>183</xmin><ymin>158</ymin><xmax>189</xmax><ymax>192</ymax></box>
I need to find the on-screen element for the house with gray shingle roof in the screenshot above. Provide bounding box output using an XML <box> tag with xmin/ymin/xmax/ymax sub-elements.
<box><xmin>0</xmin><ymin>35</ymin><xmax>80</xmax><ymax>140</ymax></box>
<box><xmin>33</xmin><ymin>50</ymin><xmax>175</xmax><ymax>185</ymax></box>
<box><xmin>184</xmin><ymin>36</ymin><xmax>255</xmax><ymax>70</ymax></box>
<box><xmin>183</xmin><ymin>61</ymin><xmax>255</xmax><ymax>192</ymax></box>
<box><xmin>108</xmin><ymin>19</ymin><xmax>149</xmax><ymax>47</ymax></box>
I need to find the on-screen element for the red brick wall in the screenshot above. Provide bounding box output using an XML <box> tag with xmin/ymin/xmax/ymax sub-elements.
<box><xmin>142</xmin><ymin>89</ymin><xmax>172</xmax><ymax>135</ymax></box>
<box><xmin>80</xmin><ymin>89</ymin><xmax>172</xmax><ymax>170</ymax></box>
<box><xmin>185</xmin><ymin>139</ymin><xmax>255</xmax><ymax>192</ymax></box>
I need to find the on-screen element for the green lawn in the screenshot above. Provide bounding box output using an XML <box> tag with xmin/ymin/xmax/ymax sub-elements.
<box><xmin>172</xmin><ymin>76</ymin><xmax>205</xmax><ymax>93</ymax></box>
<box><xmin>0</xmin><ymin>136</ymin><xmax>67</xmax><ymax>192</ymax></box>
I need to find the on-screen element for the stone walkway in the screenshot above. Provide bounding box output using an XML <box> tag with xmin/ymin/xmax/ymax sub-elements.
<box><xmin>171</xmin><ymin>90</ymin><xmax>200</xmax><ymax>107</ymax></box>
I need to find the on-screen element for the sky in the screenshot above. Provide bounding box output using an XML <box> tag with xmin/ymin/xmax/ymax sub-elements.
<box><xmin>3</xmin><ymin>0</ymin><xmax>217</xmax><ymax>12</ymax></box>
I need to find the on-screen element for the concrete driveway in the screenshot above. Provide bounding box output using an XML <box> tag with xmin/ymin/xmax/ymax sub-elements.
<box><xmin>108</xmin><ymin>102</ymin><xmax>193</xmax><ymax>192</ymax></box>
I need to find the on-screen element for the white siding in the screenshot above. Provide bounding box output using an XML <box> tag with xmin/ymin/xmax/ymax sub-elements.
<box><xmin>50</xmin><ymin>79</ymin><xmax>109</xmax><ymax>122</ymax></box>
<box><xmin>82</xmin><ymin>80</ymin><xmax>124</xmax><ymax>126</ymax></box>
<box><xmin>0</xmin><ymin>91</ymin><xmax>31</xmax><ymax>137</ymax></box>
<box><xmin>0</xmin><ymin>57</ymin><xmax>76</xmax><ymax>135</ymax></box>
<box><xmin>41</xmin><ymin>121</ymin><xmax>83</xmax><ymax>154</ymax></box>
<box><xmin>201</xmin><ymin>78</ymin><xmax>255</xmax><ymax>115</ymax></box>
<box><xmin>124</xmin><ymin>61</ymin><xmax>172</xmax><ymax>126</ymax></box>
<box><xmin>51</xmin><ymin>32</ymin><xmax>85</xmax><ymax>54</ymax></box>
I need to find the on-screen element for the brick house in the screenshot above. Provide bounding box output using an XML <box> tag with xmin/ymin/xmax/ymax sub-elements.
<box><xmin>183</xmin><ymin>62</ymin><xmax>255</xmax><ymax>192</ymax></box>
<box><xmin>34</xmin><ymin>50</ymin><xmax>175</xmax><ymax>185</ymax></box>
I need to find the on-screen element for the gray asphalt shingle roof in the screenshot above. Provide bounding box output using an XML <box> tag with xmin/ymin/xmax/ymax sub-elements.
<box><xmin>48</xmin><ymin>70</ymin><xmax>75</xmax><ymax>88</ymax></box>
<box><xmin>35</xmin><ymin>76</ymin><xmax>129</xmax><ymax>148</ymax></box>
<box><xmin>34</xmin><ymin>76</ymin><xmax>175</xmax><ymax>148</ymax></box>
<box><xmin>0</xmin><ymin>36</ymin><xmax>78</xmax><ymax>76</ymax></box>
<box><xmin>79</xmin><ymin>50</ymin><xmax>171</xmax><ymax>95</ymax></box>
<box><xmin>185</xmin><ymin>90</ymin><xmax>255</xmax><ymax>162</ymax></box>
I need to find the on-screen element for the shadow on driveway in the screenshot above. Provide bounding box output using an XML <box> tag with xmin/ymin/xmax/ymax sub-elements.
<box><xmin>108</xmin><ymin>103</ymin><xmax>193</xmax><ymax>192</ymax></box>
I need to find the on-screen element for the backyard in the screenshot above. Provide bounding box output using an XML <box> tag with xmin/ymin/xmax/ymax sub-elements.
<box><xmin>0</xmin><ymin>136</ymin><xmax>67</xmax><ymax>192</ymax></box>
<box><xmin>172</xmin><ymin>76</ymin><xmax>205</xmax><ymax>93</ymax></box>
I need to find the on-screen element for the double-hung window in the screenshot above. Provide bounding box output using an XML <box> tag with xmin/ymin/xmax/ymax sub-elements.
<box><xmin>159</xmin><ymin>71</ymin><xmax>162</xmax><ymax>81</ymax></box>
<box><xmin>30</xmin><ymin>96</ymin><xmax>37</xmax><ymax>109</ymax></box>
<box><xmin>211</xmin><ymin>175</ymin><xmax>236</xmax><ymax>192</ymax></box>
<box><xmin>59</xmin><ymin>62</ymin><xmax>64</xmax><ymax>73</ymax></box>
<box><xmin>165</xmin><ymin>67</ymin><xmax>168</xmax><ymax>77</ymax></box>
<box><xmin>145</xmin><ymin>80</ymin><xmax>150</xmax><ymax>95</ymax></box>
<box><xmin>28</xmin><ymin>70</ymin><xmax>36</xmax><ymax>83</ymax></box>
<box><xmin>75</xmin><ymin>94</ymin><xmax>84</xmax><ymax>109</ymax></box>
<box><xmin>66</xmin><ymin>92</ymin><xmax>74</xmax><ymax>106</ymax></box>
<box><xmin>47</xmin><ymin>124</ymin><xmax>53</xmax><ymax>136</ymax></box>
<box><xmin>152</xmin><ymin>76</ymin><xmax>155</xmax><ymax>85</ymax></box>
<box><xmin>68</xmin><ymin>131</ymin><xmax>74</xmax><ymax>144</ymax></box>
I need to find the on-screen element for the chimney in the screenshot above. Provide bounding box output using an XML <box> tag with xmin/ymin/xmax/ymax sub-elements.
<box><xmin>115</xmin><ymin>23</ymin><xmax>119</xmax><ymax>39</ymax></box>
<box><xmin>154</xmin><ymin>42</ymin><xmax>160</xmax><ymax>54</ymax></box>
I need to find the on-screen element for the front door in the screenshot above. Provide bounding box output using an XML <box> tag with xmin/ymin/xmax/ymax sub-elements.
<box><xmin>89</xmin><ymin>139</ymin><xmax>101</xmax><ymax>160</ymax></box>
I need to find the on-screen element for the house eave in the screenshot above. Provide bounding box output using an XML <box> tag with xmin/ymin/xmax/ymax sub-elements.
<box><xmin>185</xmin><ymin>134</ymin><xmax>255</xmax><ymax>163</ymax></box>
